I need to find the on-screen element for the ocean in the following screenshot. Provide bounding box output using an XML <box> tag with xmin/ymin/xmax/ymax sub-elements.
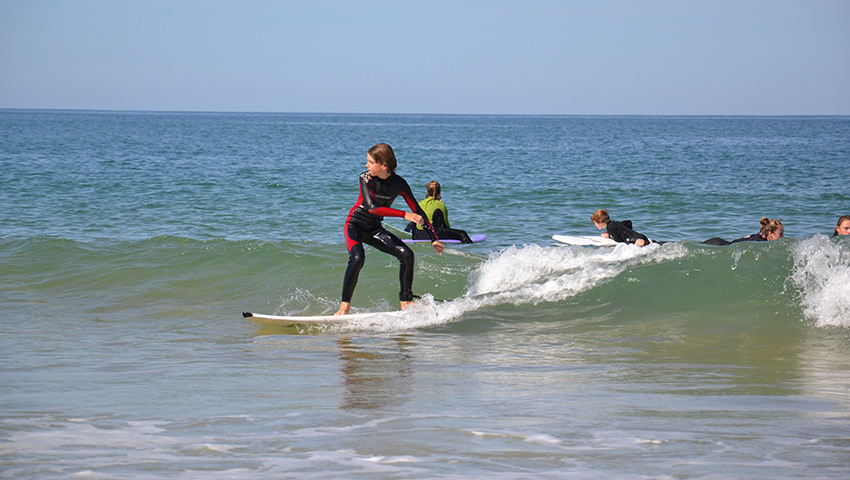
<box><xmin>1</xmin><ymin>110</ymin><xmax>849</xmax><ymax>479</ymax></box>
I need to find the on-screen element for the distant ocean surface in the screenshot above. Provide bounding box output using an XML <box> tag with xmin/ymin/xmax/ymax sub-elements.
<box><xmin>2</xmin><ymin>110</ymin><xmax>849</xmax><ymax>479</ymax></box>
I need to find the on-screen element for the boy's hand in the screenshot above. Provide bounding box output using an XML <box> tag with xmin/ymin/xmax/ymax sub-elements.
<box><xmin>404</xmin><ymin>212</ymin><xmax>424</xmax><ymax>225</ymax></box>
<box><xmin>432</xmin><ymin>241</ymin><xmax>444</xmax><ymax>255</ymax></box>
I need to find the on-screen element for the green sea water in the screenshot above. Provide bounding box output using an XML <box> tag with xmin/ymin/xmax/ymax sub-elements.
<box><xmin>1</xmin><ymin>110</ymin><xmax>849</xmax><ymax>478</ymax></box>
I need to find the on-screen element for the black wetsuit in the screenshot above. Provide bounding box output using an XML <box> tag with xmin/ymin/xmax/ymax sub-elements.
<box><xmin>606</xmin><ymin>220</ymin><xmax>649</xmax><ymax>245</ymax></box>
<box><xmin>702</xmin><ymin>233</ymin><xmax>766</xmax><ymax>246</ymax></box>
<box><xmin>342</xmin><ymin>172</ymin><xmax>437</xmax><ymax>303</ymax></box>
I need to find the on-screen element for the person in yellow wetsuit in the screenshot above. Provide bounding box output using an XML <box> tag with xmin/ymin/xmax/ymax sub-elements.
<box><xmin>409</xmin><ymin>181</ymin><xmax>473</xmax><ymax>243</ymax></box>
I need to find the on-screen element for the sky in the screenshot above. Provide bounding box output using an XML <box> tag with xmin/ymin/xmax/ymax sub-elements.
<box><xmin>1</xmin><ymin>0</ymin><xmax>849</xmax><ymax>115</ymax></box>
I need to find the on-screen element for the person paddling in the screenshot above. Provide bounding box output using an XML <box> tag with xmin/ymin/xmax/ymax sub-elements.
<box><xmin>702</xmin><ymin>217</ymin><xmax>784</xmax><ymax>245</ymax></box>
<box><xmin>591</xmin><ymin>209</ymin><xmax>651</xmax><ymax>247</ymax></box>
<box><xmin>335</xmin><ymin>143</ymin><xmax>444</xmax><ymax>316</ymax></box>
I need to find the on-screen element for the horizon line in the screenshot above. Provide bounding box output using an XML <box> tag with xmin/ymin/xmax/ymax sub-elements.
<box><xmin>2</xmin><ymin>107</ymin><xmax>849</xmax><ymax>118</ymax></box>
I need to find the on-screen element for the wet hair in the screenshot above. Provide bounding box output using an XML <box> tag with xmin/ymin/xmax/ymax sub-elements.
<box><xmin>368</xmin><ymin>143</ymin><xmax>397</xmax><ymax>172</ymax></box>
<box><xmin>759</xmin><ymin>217</ymin><xmax>783</xmax><ymax>236</ymax></box>
<box><xmin>591</xmin><ymin>209</ymin><xmax>610</xmax><ymax>224</ymax></box>
<box><xmin>426</xmin><ymin>181</ymin><xmax>441</xmax><ymax>200</ymax></box>
<box><xmin>835</xmin><ymin>215</ymin><xmax>850</xmax><ymax>237</ymax></box>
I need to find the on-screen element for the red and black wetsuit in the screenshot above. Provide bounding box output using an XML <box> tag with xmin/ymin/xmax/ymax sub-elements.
<box><xmin>342</xmin><ymin>171</ymin><xmax>437</xmax><ymax>303</ymax></box>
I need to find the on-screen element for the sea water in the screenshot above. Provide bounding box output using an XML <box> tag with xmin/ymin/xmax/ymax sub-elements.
<box><xmin>1</xmin><ymin>110</ymin><xmax>849</xmax><ymax>478</ymax></box>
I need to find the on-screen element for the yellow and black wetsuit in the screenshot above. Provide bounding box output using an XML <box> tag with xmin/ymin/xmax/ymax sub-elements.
<box><xmin>410</xmin><ymin>197</ymin><xmax>473</xmax><ymax>243</ymax></box>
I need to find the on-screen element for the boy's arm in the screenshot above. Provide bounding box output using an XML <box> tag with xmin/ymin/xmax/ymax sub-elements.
<box><xmin>608</xmin><ymin>221</ymin><xmax>649</xmax><ymax>245</ymax></box>
<box><xmin>359</xmin><ymin>175</ymin><xmax>408</xmax><ymax>218</ymax></box>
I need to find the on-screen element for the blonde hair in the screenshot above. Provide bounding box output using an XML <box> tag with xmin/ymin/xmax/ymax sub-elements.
<box><xmin>759</xmin><ymin>217</ymin><xmax>783</xmax><ymax>236</ymax></box>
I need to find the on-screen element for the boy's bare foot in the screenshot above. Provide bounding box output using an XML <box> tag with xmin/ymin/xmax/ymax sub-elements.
<box><xmin>400</xmin><ymin>301</ymin><xmax>414</xmax><ymax>311</ymax></box>
<box><xmin>334</xmin><ymin>302</ymin><xmax>351</xmax><ymax>316</ymax></box>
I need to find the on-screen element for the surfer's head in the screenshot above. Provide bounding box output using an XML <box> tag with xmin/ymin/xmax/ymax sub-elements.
<box><xmin>834</xmin><ymin>215</ymin><xmax>850</xmax><ymax>236</ymax></box>
<box><xmin>591</xmin><ymin>209</ymin><xmax>610</xmax><ymax>225</ymax></box>
<box><xmin>426</xmin><ymin>181</ymin><xmax>441</xmax><ymax>200</ymax></box>
<box><xmin>759</xmin><ymin>217</ymin><xmax>784</xmax><ymax>241</ymax></box>
<box><xmin>368</xmin><ymin>143</ymin><xmax>397</xmax><ymax>173</ymax></box>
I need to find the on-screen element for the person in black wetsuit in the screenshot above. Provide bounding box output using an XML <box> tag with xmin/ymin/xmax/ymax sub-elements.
<box><xmin>702</xmin><ymin>217</ymin><xmax>784</xmax><ymax>245</ymax></box>
<box><xmin>591</xmin><ymin>209</ymin><xmax>650</xmax><ymax>246</ymax></box>
<box><xmin>335</xmin><ymin>143</ymin><xmax>444</xmax><ymax>316</ymax></box>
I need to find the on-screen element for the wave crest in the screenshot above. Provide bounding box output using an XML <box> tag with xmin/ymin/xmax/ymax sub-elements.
<box><xmin>791</xmin><ymin>236</ymin><xmax>850</xmax><ymax>328</ymax></box>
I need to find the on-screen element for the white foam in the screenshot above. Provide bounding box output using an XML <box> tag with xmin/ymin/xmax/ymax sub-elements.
<box><xmin>524</xmin><ymin>433</ymin><xmax>563</xmax><ymax>445</ymax></box>
<box><xmin>466</xmin><ymin>242</ymin><xmax>684</xmax><ymax>305</ymax></box>
<box><xmin>333</xmin><ymin>242</ymin><xmax>686</xmax><ymax>333</ymax></box>
<box><xmin>193</xmin><ymin>443</ymin><xmax>239</xmax><ymax>454</ymax></box>
<box><xmin>790</xmin><ymin>236</ymin><xmax>850</xmax><ymax>328</ymax></box>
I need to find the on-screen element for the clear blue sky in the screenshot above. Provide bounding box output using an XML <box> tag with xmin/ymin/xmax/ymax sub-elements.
<box><xmin>2</xmin><ymin>0</ymin><xmax>848</xmax><ymax>115</ymax></box>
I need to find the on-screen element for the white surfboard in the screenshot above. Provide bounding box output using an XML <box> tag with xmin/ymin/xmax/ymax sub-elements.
<box><xmin>552</xmin><ymin>234</ymin><xmax>618</xmax><ymax>247</ymax></box>
<box><xmin>242</xmin><ymin>311</ymin><xmax>395</xmax><ymax>327</ymax></box>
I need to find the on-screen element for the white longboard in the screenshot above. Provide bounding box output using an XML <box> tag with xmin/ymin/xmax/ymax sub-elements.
<box><xmin>242</xmin><ymin>311</ymin><xmax>394</xmax><ymax>327</ymax></box>
<box><xmin>552</xmin><ymin>235</ymin><xmax>618</xmax><ymax>247</ymax></box>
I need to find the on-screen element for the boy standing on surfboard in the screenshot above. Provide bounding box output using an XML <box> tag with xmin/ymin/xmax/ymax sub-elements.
<box><xmin>335</xmin><ymin>143</ymin><xmax>444</xmax><ymax>316</ymax></box>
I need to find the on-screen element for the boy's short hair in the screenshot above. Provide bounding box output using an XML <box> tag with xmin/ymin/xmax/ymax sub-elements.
<box><xmin>368</xmin><ymin>143</ymin><xmax>397</xmax><ymax>172</ymax></box>
<box><xmin>591</xmin><ymin>209</ymin><xmax>610</xmax><ymax>224</ymax></box>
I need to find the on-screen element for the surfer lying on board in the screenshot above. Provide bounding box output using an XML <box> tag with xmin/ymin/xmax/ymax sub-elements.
<box><xmin>407</xmin><ymin>180</ymin><xmax>473</xmax><ymax>244</ymax></box>
<box><xmin>336</xmin><ymin>143</ymin><xmax>444</xmax><ymax>316</ymax></box>
<box><xmin>834</xmin><ymin>215</ymin><xmax>850</xmax><ymax>237</ymax></box>
<box><xmin>591</xmin><ymin>209</ymin><xmax>650</xmax><ymax>247</ymax></box>
<box><xmin>702</xmin><ymin>217</ymin><xmax>784</xmax><ymax>246</ymax></box>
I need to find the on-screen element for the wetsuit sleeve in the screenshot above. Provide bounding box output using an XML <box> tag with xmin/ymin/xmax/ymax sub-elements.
<box><xmin>399</xmin><ymin>183</ymin><xmax>438</xmax><ymax>242</ymax></box>
<box><xmin>358</xmin><ymin>174</ymin><xmax>408</xmax><ymax>218</ymax></box>
<box><xmin>431</xmin><ymin>209</ymin><xmax>448</xmax><ymax>229</ymax></box>
<box><xmin>438</xmin><ymin>203</ymin><xmax>449</xmax><ymax>228</ymax></box>
<box><xmin>607</xmin><ymin>221</ymin><xmax>649</xmax><ymax>244</ymax></box>
<box><xmin>731</xmin><ymin>233</ymin><xmax>766</xmax><ymax>243</ymax></box>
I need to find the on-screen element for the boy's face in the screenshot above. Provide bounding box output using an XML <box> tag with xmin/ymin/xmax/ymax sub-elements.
<box><xmin>593</xmin><ymin>221</ymin><xmax>606</xmax><ymax>230</ymax></box>
<box><xmin>366</xmin><ymin>154</ymin><xmax>390</xmax><ymax>179</ymax></box>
